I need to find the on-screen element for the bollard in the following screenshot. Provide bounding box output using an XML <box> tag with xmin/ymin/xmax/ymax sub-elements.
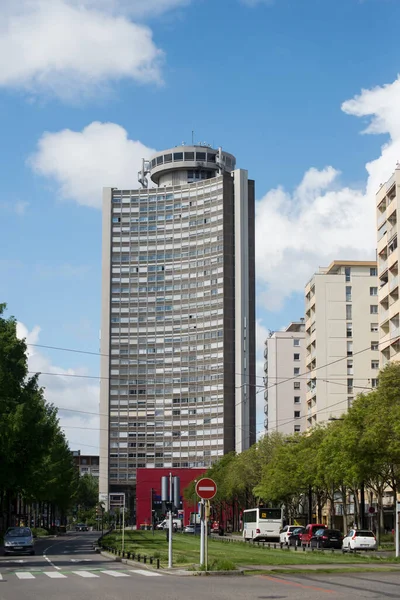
<box><xmin>294</xmin><ymin>544</ymin><xmax>297</xmax><ymax>551</ymax></box>
<box><xmin>280</xmin><ymin>542</ymin><xmax>283</xmax><ymax>549</ymax></box>
<box><xmin>150</xmin><ymin>557</ymin><xmax>153</xmax><ymax>565</ymax></box>
<box><xmin>127</xmin><ymin>552</ymin><xmax>130</xmax><ymax>559</ymax></box>
<box><xmin>144</xmin><ymin>555</ymin><xmax>147</xmax><ymax>564</ymax></box>
<box><xmin>274</xmin><ymin>543</ymin><xmax>276</xmax><ymax>549</ymax></box>
<box><xmin>287</xmin><ymin>545</ymin><xmax>290</xmax><ymax>551</ymax></box>
<box><xmin>122</xmin><ymin>551</ymin><xmax>125</xmax><ymax>558</ymax></box>
<box><xmin>157</xmin><ymin>558</ymin><xmax>160</xmax><ymax>569</ymax></box>
<box><xmin>331</xmin><ymin>548</ymin><xmax>334</xmax><ymax>554</ymax></box>
<box><xmin>303</xmin><ymin>545</ymin><xmax>306</xmax><ymax>552</ymax></box>
<box><xmin>138</xmin><ymin>554</ymin><xmax>141</xmax><ymax>562</ymax></box>
<box><xmin>132</xmin><ymin>552</ymin><xmax>136</xmax><ymax>560</ymax></box>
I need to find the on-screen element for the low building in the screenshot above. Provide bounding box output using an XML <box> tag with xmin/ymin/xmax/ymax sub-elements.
<box><xmin>72</xmin><ymin>451</ymin><xmax>100</xmax><ymax>478</ymax></box>
<box><xmin>264</xmin><ymin>320</ymin><xmax>306</xmax><ymax>435</ymax></box>
<box><xmin>135</xmin><ymin>467</ymin><xmax>206</xmax><ymax>529</ymax></box>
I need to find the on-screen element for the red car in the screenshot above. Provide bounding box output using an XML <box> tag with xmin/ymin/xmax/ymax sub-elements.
<box><xmin>300</xmin><ymin>524</ymin><xmax>327</xmax><ymax>546</ymax></box>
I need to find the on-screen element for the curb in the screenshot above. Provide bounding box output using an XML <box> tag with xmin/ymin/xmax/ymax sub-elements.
<box><xmin>99</xmin><ymin>550</ymin><xmax>244</xmax><ymax>576</ymax></box>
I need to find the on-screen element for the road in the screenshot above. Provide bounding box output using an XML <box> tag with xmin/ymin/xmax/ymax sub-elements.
<box><xmin>1</xmin><ymin>531</ymin><xmax>400</xmax><ymax>598</ymax></box>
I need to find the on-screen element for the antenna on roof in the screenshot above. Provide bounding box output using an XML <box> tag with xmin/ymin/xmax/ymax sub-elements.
<box><xmin>192</xmin><ymin>130</ymin><xmax>194</xmax><ymax>145</ymax></box>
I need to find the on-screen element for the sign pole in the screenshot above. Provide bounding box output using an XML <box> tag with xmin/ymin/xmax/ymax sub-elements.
<box><xmin>122</xmin><ymin>494</ymin><xmax>125</xmax><ymax>554</ymax></box>
<box><xmin>200</xmin><ymin>500</ymin><xmax>205</xmax><ymax>566</ymax></box>
<box><xmin>195</xmin><ymin>479</ymin><xmax>217</xmax><ymax>570</ymax></box>
<box><xmin>168</xmin><ymin>472</ymin><xmax>173</xmax><ymax>568</ymax></box>
<box><xmin>205</xmin><ymin>500</ymin><xmax>209</xmax><ymax>571</ymax></box>
<box><xmin>396</xmin><ymin>501</ymin><xmax>400</xmax><ymax>558</ymax></box>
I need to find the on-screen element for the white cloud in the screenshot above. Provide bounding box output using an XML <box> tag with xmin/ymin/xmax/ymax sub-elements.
<box><xmin>0</xmin><ymin>0</ymin><xmax>164</xmax><ymax>101</ymax></box>
<box><xmin>61</xmin><ymin>0</ymin><xmax>191</xmax><ymax>18</ymax></box>
<box><xmin>256</xmin><ymin>75</ymin><xmax>400</xmax><ymax>311</ymax></box>
<box><xmin>29</xmin><ymin>122</ymin><xmax>155</xmax><ymax>208</ymax></box>
<box><xmin>17</xmin><ymin>322</ymin><xmax>100</xmax><ymax>453</ymax></box>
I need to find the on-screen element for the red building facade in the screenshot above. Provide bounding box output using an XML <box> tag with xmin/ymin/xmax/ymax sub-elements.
<box><xmin>136</xmin><ymin>468</ymin><xmax>206</xmax><ymax>529</ymax></box>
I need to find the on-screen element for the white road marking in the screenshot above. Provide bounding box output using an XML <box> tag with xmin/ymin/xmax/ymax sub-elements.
<box><xmin>43</xmin><ymin>572</ymin><xmax>67</xmax><ymax>579</ymax></box>
<box><xmin>129</xmin><ymin>569</ymin><xmax>163</xmax><ymax>577</ymax></box>
<box><xmin>70</xmin><ymin>559</ymin><xmax>92</xmax><ymax>563</ymax></box>
<box><xmin>2</xmin><ymin>560</ymin><xmax>25</xmax><ymax>564</ymax></box>
<box><xmin>72</xmin><ymin>570</ymin><xmax>99</xmax><ymax>578</ymax></box>
<box><xmin>0</xmin><ymin>573</ymin><xmax>3</xmax><ymax>581</ymax></box>
<box><xmin>43</xmin><ymin>555</ymin><xmax>61</xmax><ymax>570</ymax></box>
<box><xmin>16</xmin><ymin>572</ymin><xmax>35</xmax><ymax>580</ymax></box>
<box><xmin>101</xmin><ymin>570</ymin><xmax>130</xmax><ymax>578</ymax></box>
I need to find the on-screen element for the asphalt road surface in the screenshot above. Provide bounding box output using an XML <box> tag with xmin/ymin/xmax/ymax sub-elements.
<box><xmin>1</xmin><ymin>531</ymin><xmax>400</xmax><ymax>599</ymax></box>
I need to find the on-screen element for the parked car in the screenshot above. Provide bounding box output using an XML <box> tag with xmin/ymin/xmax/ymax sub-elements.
<box><xmin>287</xmin><ymin>526</ymin><xmax>306</xmax><ymax>546</ymax></box>
<box><xmin>75</xmin><ymin>523</ymin><xmax>89</xmax><ymax>531</ymax></box>
<box><xmin>3</xmin><ymin>527</ymin><xmax>35</xmax><ymax>555</ymax></box>
<box><xmin>156</xmin><ymin>519</ymin><xmax>182</xmax><ymax>531</ymax></box>
<box><xmin>342</xmin><ymin>529</ymin><xmax>377</xmax><ymax>552</ymax></box>
<box><xmin>280</xmin><ymin>525</ymin><xmax>302</xmax><ymax>546</ymax></box>
<box><xmin>310</xmin><ymin>528</ymin><xmax>343</xmax><ymax>549</ymax></box>
<box><xmin>183</xmin><ymin>524</ymin><xmax>201</xmax><ymax>534</ymax></box>
<box><xmin>301</xmin><ymin>524</ymin><xmax>327</xmax><ymax>546</ymax></box>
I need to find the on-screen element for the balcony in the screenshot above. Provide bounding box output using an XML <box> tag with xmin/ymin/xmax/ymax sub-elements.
<box><xmin>389</xmin><ymin>326</ymin><xmax>400</xmax><ymax>341</ymax></box>
<box><xmin>379</xmin><ymin>257</ymin><xmax>388</xmax><ymax>275</ymax></box>
<box><xmin>390</xmin><ymin>275</ymin><xmax>399</xmax><ymax>292</ymax></box>
<box><xmin>379</xmin><ymin>281</ymin><xmax>389</xmax><ymax>302</ymax></box>
<box><xmin>388</xmin><ymin>224</ymin><xmax>398</xmax><ymax>242</ymax></box>
<box><xmin>377</xmin><ymin>210</ymin><xmax>387</xmax><ymax>228</ymax></box>
<box><xmin>380</xmin><ymin>306</ymin><xmax>389</xmax><ymax>323</ymax></box>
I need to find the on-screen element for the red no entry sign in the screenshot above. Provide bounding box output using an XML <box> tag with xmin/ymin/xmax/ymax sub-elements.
<box><xmin>195</xmin><ymin>478</ymin><xmax>217</xmax><ymax>500</ymax></box>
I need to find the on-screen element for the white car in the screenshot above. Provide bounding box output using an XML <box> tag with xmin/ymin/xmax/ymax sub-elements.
<box><xmin>342</xmin><ymin>529</ymin><xmax>377</xmax><ymax>552</ymax></box>
<box><xmin>280</xmin><ymin>525</ymin><xmax>301</xmax><ymax>545</ymax></box>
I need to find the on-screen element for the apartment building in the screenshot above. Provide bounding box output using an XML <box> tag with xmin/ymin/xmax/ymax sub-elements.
<box><xmin>305</xmin><ymin>261</ymin><xmax>378</xmax><ymax>426</ymax></box>
<box><xmin>376</xmin><ymin>164</ymin><xmax>400</xmax><ymax>365</ymax></box>
<box><xmin>99</xmin><ymin>144</ymin><xmax>256</xmax><ymax>507</ymax></box>
<box><xmin>264</xmin><ymin>321</ymin><xmax>306</xmax><ymax>435</ymax></box>
<box><xmin>72</xmin><ymin>451</ymin><xmax>100</xmax><ymax>478</ymax></box>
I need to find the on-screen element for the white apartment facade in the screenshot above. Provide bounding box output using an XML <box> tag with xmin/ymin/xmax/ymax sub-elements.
<box><xmin>264</xmin><ymin>321</ymin><xmax>306</xmax><ymax>435</ymax></box>
<box><xmin>376</xmin><ymin>164</ymin><xmax>400</xmax><ymax>365</ymax></box>
<box><xmin>305</xmin><ymin>261</ymin><xmax>379</xmax><ymax>426</ymax></box>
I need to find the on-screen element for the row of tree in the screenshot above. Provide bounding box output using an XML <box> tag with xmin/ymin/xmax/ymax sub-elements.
<box><xmin>0</xmin><ymin>304</ymin><xmax>79</xmax><ymax>530</ymax></box>
<box><xmin>185</xmin><ymin>363</ymin><xmax>400</xmax><ymax>544</ymax></box>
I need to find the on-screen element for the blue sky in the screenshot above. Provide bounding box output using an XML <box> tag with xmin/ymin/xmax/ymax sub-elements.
<box><xmin>1</xmin><ymin>0</ymin><xmax>400</xmax><ymax>451</ymax></box>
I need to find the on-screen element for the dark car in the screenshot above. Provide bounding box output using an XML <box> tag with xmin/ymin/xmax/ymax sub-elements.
<box><xmin>75</xmin><ymin>523</ymin><xmax>89</xmax><ymax>531</ymax></box>
<box><xmin>310</xmin><ymin>528</ymin><xmax>343</xmax><ymax>549</ymax></box>
<box><xmin>288</xmin><ymin>526</ymin><xmax>305</xmax><ymax>546</ymax></box>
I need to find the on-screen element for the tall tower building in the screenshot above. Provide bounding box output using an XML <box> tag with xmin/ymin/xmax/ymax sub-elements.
<box><xmin>99</xmin><ymin>145</ymin><xmax>256</xmax><ymax>506</ymax></box>
<box><xmin>376</xmin><ymin>165</ymin><xmax>400</xmax><ymax>365</ymax></box>
<box><xmin>305</xmin><ymin>260</ymin><xmax>378</xmax><ymax>426</ymax></box>
<box><xmin>264</xmin><ymin>320</ymin><xmax>306</xmax><ymax>436</ymax></box>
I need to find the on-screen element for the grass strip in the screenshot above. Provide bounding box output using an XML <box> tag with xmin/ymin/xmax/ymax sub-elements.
<box><xmin>101</xmin><ymin>530</ymin><xmax>397</xmax><ymax>570</ymax></box>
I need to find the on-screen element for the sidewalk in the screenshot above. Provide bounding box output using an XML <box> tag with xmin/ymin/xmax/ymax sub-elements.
<box><xmin>240</xmin><ymin>562</ymin><xmax>400</xmax><ymax>572</ymax></box>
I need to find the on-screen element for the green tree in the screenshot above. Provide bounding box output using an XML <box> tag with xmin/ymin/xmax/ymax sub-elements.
<box><xmin>76</xmin><ymin>474</ymin><xmax>99</xmax><ymax>510</ymax></box>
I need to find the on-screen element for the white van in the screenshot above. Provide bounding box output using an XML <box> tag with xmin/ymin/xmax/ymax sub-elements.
<box><xmin>156</xmin><ymin>519</ymin><xmax>182</xmax><ymax>531</ymax></box>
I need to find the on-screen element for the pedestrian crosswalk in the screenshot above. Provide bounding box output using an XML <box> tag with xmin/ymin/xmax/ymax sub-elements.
<box><xmin>2</xmin><ymin>568</ymin><xmax>163</xmax><ymax>582</ymax></box>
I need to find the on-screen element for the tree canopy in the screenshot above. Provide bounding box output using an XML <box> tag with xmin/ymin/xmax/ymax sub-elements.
<box><xmin>0</xmin><ymin>304</ymin><xmax>77</xmax><ymax>529</ymax></box>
